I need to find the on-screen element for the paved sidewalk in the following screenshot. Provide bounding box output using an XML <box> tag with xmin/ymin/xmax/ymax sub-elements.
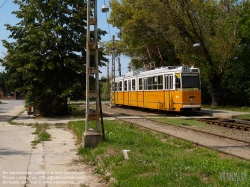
<box><xmin>199</xmin><ymin>109</ymin><xmax>250</xmax><ymax>119</ymax></box>
<box><xmin>0</xmin><ymin>101</ymin><xmax>108</xmax><ymax>187</ymax></box>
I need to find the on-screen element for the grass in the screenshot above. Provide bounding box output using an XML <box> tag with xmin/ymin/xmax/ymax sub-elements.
<box><xmin>234</xmin><ymin>114</ymin><xmax>250</xmax><ymax>120</ymax></box>
<box><xmin>152</xmin><ymin>118</ymin><xmax>209</xmax><ymax>128</ymax></box>
<box><xmin>8</xmin><ymin>110</ymin><xmax>26</xmax><ymax>125</ymax></box>
<box><xmin>31</xmin><ymin>123</ymin><xmax>51</xmax><ymax>147</ymax></box>
<box><xmin>202</xmin><ymin>104</ymin><xmax>250</xmax><ymax>112</ymax></box>
<box><xmin>68</xmin><ymin>120</ymin><xmax>250</xmax><ymax>187</ymax></box>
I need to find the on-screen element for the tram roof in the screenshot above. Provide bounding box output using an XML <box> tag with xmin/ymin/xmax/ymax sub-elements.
<box><xmin>138</xmin><ymin>66</ymin><xmax>181</xmax><ymax>76</ymax></box>
<box><xmin>115</xmin><ymin>66</ymin><xmax>199</xmax><ymax>81</ymax></box>
<box><xmin>132</xmin><ymin>66</ymin><xmax>198</xmax><ymax>76</ymax></box>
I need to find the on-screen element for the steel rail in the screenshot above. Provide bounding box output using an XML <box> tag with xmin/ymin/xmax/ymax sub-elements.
<box><xmin>146</xmin><ymin>118</ymin><xmax>250</xmax><ymax>144</ymax></box>
<box><xmin>117</xmin><ymin>117</ymin><xmax>250</xmax><ymax>161</ymax></box>
<box><xmin>102</xmin><ymin>109</ymin><xmax>250</xmax><ymax>161</ymax></box>
<box><xmin>198</xmin><ymin>118</ymin><xmax>250</xmax><ymax>131</ymax></box>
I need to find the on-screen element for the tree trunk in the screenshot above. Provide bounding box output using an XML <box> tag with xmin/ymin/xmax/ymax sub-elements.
<box><xmin>209</xmin><ymin>74</ymin><xmax>221</xmax><ymax>107</ymax></box>
<box><xmin>211</xmin><ymin>93</ymin><xmax>219</xmax><ymax>107</ymax></box>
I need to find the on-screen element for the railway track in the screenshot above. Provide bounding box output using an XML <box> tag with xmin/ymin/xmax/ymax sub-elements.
<box><xmin>103</xmin><ymin>104</ymin><xmax>250</xmax><ymax>131</ymax></box>
<box><xmin>197</xmin><ymin>118</ymin><xmax>250</xmax><ymax>131</ymax></box>
<box><xmin>121</xmin><ymin>117</ymin><xmax>250</xmax><ymax>161</ymax></box>
<box><xmin>102</xmin><ymin>110</ymin><xmax>250</xmax><ymax>161</ymax></box>
<box><xmin>146</xmin><ymin>118</ymin><xmax>250</xmax><ymax>144</ymax></box>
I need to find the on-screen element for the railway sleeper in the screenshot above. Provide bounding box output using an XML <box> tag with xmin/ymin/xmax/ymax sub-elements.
<box><xmin>219</xmin><ymin>119</ymin><xmax>235</xmax><ymax>123</ymax></box>
<box><xmin>198</xmin><ymin>119</ymin><xmax>250</xmax><ymax>131</ymax></box>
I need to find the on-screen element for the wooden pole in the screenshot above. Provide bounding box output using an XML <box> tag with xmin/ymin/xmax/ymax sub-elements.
<box><xmin>99</xmin><ymin>91</ymin><xmax>105</xmax><ymax>141</ymax></box>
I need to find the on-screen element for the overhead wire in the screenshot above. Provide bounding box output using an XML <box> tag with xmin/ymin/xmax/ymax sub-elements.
<box><xmin>105</xmin><ymin>12</ymin><xmax>112</xmax><ymax>40</ymax></box>
<box><xmin>0</xmin><ymin>0</ymin><xmax>8</xmax><ymax>9</ymax></box>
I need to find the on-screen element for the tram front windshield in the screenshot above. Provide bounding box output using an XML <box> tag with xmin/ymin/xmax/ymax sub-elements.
<box><xmin>181</xmin><ymin>74</ymin><xmax>200</xmax><ymax>89</ymax></box>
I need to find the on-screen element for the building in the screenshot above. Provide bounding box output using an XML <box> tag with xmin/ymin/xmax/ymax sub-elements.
<box><xmin>0</xmin><ymin>91</ymin><xmax>17</xmax><ymax>100</ymax></box>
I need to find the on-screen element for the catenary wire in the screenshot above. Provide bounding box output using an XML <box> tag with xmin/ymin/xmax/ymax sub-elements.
<box><xmin>0</xmin><ymin>0</ymin><xmax>8</xmax><ymax>9</ymax></box>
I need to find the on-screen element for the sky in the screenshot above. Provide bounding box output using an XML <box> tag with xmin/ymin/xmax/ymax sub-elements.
<box><xmin>0</xmin><ymin>0</ymin><xmax>130</xmax><ymax>77</ymax></box>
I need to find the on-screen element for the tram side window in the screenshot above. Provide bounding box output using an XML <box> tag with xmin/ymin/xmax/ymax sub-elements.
<box><xmin>147</xmin><ymin>77</ymin><xmax>153</xmax><ymax>90</ymax></box>
<box><xmin>115</xmin><ymin>82</ymin><xmax>118</xmax><ymax>91</ymax></box>
<box><xmin>158</xmin><ymin>75</ymin><xmax>163</xmax><ymax>89</ymax></box>
<box><xmin>124</xmin><ymin>81</ymin><xmax>128</xmax><ymax>91</ymax></box>
<box><xmin>139</xmin><ymin>78</ymin><xmax>143</xmax><ymax>90</ymax></box>
<box><xmin>165</xmin><ymin>75</ymin><xmax>173</xmax><ymax>90</ymax></box>
<box><xmin>147</xmin><ymin>76</ymin><xmax>164</xmax><ymax>90</ymax></box>
<box><xmin>119</xmin><ymin>81</ymin><xmax>122</xmax><ymax>91</ymax></box>
<box><xmin>175</xmin><ymin>76</ymin><xmax>181</xmax><ymax>89</ymax></box>
<box><xmin>132</xmin><ymin>79</ymin><xmax>136</xmax><ymax>90</ymax></box>
<box><xmin>153</xmin><ymin>76</ymin><xmax>157</xmax><ymax>89</ymax></box>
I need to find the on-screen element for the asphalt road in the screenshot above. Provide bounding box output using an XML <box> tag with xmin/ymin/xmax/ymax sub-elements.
<box><xmin>0</xmin><ymin>100</ymin><xmax>35</xmax><ymax>187</ymax></box>
<box><xmin>0</xmin><ymin>100</ymin><xmax>25</xmax><ymax>122</ymax></box>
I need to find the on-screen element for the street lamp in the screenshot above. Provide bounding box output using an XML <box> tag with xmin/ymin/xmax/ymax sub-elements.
<box><xmin>102</xmin><ymin>4</ymin><xmax>109</xmax><ymax>12</ymax></box>
<box><xmin>102</xmin><ymin>0</ymin><xmax>109</xmax><ymax>13</ymax></box>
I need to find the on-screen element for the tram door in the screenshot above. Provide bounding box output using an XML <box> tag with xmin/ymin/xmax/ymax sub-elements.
<box><xmin>124</xmin><ymin>80</ymin><xmax>129</xmax><ymax>105</ymax></box>
<box><xmin>143</xmin><ymin>78</ymin><xmax>148</xmax><ymax>107</ymax></box>
<box><xmin>165</xmin><ymin>74</ymin><xmax>173</xmax><ymax>110</ymax></box>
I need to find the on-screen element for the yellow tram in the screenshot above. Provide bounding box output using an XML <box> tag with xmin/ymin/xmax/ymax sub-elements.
<box><xmin>112</xmin><ymin>65</ymin><xmax>201</xmax><ymax>112</ymax></box>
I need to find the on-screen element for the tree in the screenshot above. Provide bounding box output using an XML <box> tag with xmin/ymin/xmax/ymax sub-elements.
<box><xmin>107</xmin><ymin>0</ymin><xmax>180</xmax><ymax>69</ymax></box>
<box><xmin>108</xmin><ymin>0</ymin><xmax>244</xmax><ymax>107</ymax></box>
<box><xmin>219</xmin><ymin>1</ymin><xmax>250</xmax><ymax>106</ymax></box>
<box><xmin>99</xmin><ymin>76</ymin><xmax>109</xmax><ymax>100</ymax></box>
<box><xmin>1</xmin><ymin>0</ymin><xmax>108</xmax><ymax>116</ymax></box>
<box><xmin>0</xmin><ymin>71</ymin><xmax>9</xmax><ymax>92</ymax></box>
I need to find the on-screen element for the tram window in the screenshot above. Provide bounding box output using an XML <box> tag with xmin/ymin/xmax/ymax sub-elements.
<box><xmin>119</xmin><ymin>81</ymin><xmax>122</xmax><ymax>91</ymax></box>
<box><xmin>147</xmin><ymin>77</ymin><xmax>153</xmax><ymax>90</ymax></box>
<box><xmin>139</xmin><ymin>78</ymin><xmax>143</xmax><ymax>90</ymax></box>
<box><xmin>124</xmin><ymin>81</ymin><xmax>128</xmax><ymax>91</ymax></box>
<box><xmin>153</xmin><ymin>76</ymin><xmax>157</xmax><ymax>89</ymax></box>
<box><xmin>128</xmin><ymin>80</ymin><xmax>131</xmax><ymax>91</ymax></box>
<box><xmin>158</xmin><ymin>75</ymin><xmax>163</xmax><ymax>89</ymax></box>
<box><xmin>175</xmin><ymin>76</ymin><xmax>181</xmax><ymax>89</ymax></box>
<box><xmin>182</xmin><ymin>74</ymin><xmax>200</xmax><ymax>89</ymax></box>
<box><xmin>165</xmin><ymin>75</ymin><xmax>173</xmax><ymax>90</ymax></box>
<box><xmin>170</xmin><ymin>76</ymin><xmax>173</xmax><ymax>89</ymax></box>
<box><xmin>132</xmin><ymin>79</ymin><xmax>136</xmax><ymax>90</ymax></box>
<box><xmin>115</xmin><ymin>82</ymin><xmax>118</xmax><ymax>91</ymax></box>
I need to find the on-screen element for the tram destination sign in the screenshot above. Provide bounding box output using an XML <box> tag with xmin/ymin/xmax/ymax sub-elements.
<box><xmin>182</xmin><ymin>73</ymin><xmax>199</xmax><ymax>76</ymax></box>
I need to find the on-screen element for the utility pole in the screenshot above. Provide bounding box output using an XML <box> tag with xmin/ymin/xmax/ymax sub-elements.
<box><xmin>83</xmin><ymin>0</ymin><xmax>103</xmax><ymax>147</ymax></box>
<box><xmin>107</xmin><ymin>60</ymin><xmax>109</xmax><ymax>80</ymax></box>
<box><xmin>110</xmin><ymin>35</ymin><xmax>116</xmax><ymax>108</ymax></box>
<box><xmin>118</xmin><ymin>57</ymin><xmax>121</xmax><ymax>77</ymax></box>
<box><xmin>106</xmin><ymin>60</ymin><xmax>110</xmax><ymax>99</ymax></box>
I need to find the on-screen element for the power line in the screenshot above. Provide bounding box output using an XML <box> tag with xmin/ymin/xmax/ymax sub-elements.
<box><xmin>0</xmin><ymin>0</ymin><xmax>8</xmax><ymax>9</ymax></box>
<box><xmin>105</xmin><ymin>12</ymin><xmax>112</xmax><ymax>40</ymax></box>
